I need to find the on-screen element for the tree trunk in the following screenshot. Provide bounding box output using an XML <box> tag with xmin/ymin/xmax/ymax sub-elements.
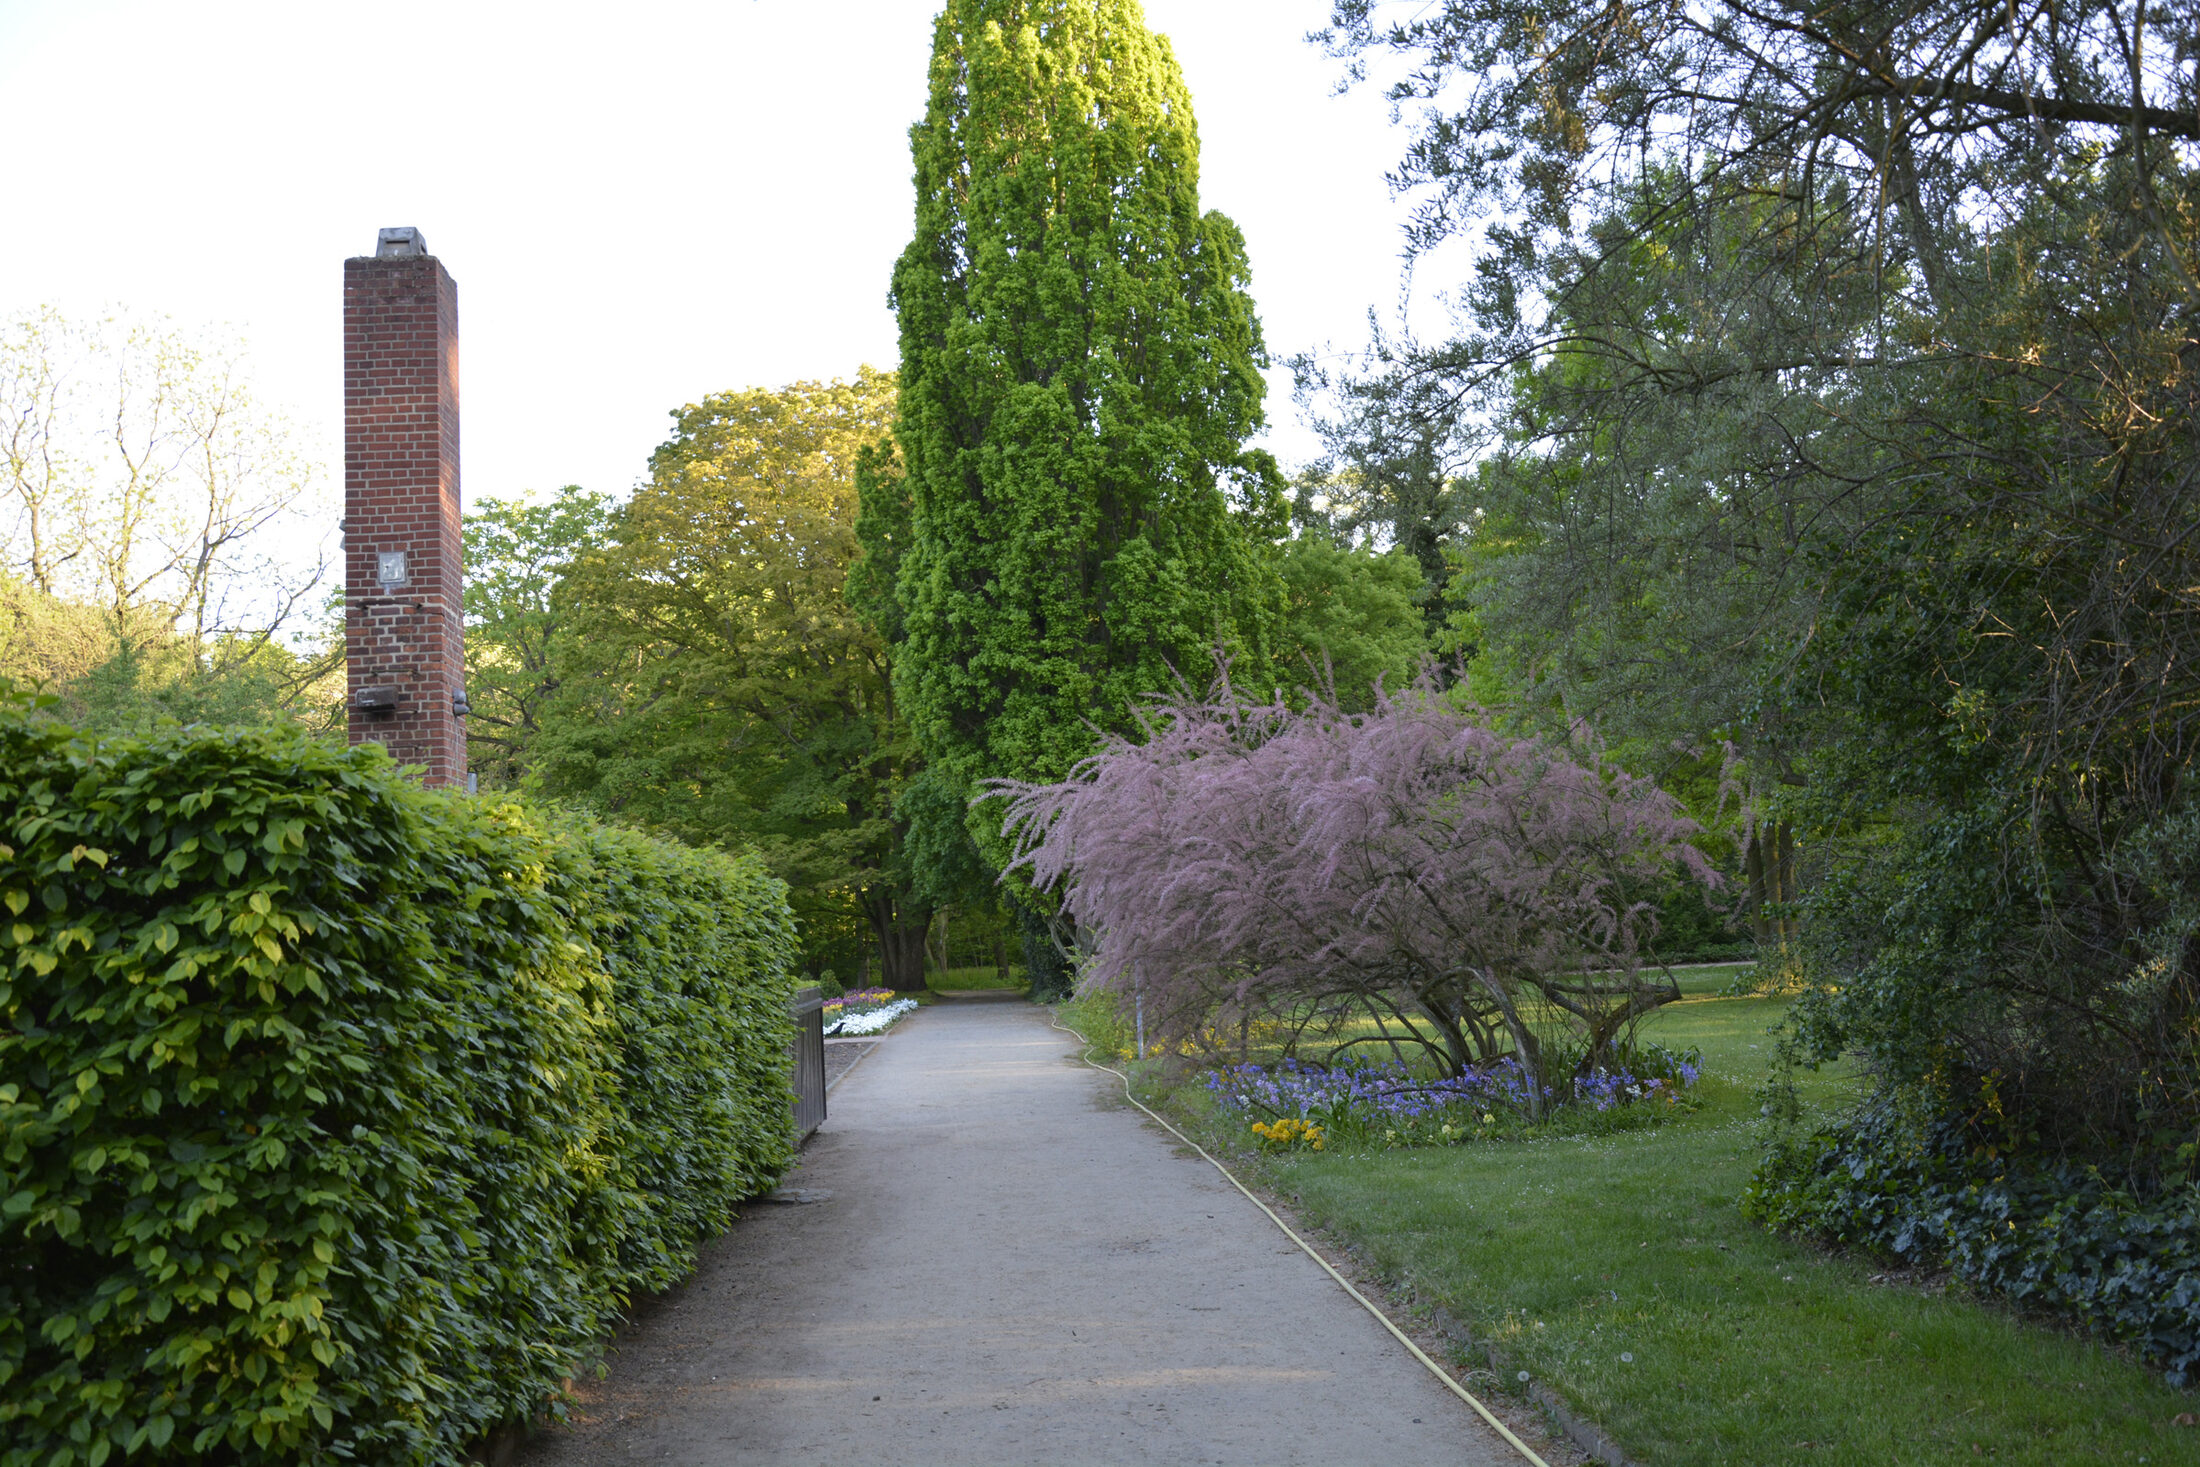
<box><xmin>1016</xmin><ymin>900</ymin><xmax>1076</xmax><ymax>1001</ymax></box>
<box><xmin>864</xmin><ymin>887</ymin><xmax>932</xmax><ymax>994</ymax></box>
<box><xmin>1744</xmin><ymin>819</ymin><xmax>1772</xmax><ymax>947</ymax></box>
<box><xmin>1743</xmin><ymin>818</ymin><xmax>1801</xmax><ymax>968</ymax></box>
<box><xmin>993</xmin><ymin>930</ymin><xmax>1011</xmax><ymax>984</ymax></box>
<box><xmin>927</xmin><ymin>908</ymin><xmax>951</xmax><ymax>979</ymax></box>
<box><xmin>1774</xmin><ymin>821</ymin><xmax>1799</xmax><ymax>947</ymax></box>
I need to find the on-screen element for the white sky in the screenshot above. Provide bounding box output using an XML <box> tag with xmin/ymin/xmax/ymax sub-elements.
<box><xmin>0</xmin><ymin>0</ymin><xmax>1438</xmax><ymax>541</ymax></box>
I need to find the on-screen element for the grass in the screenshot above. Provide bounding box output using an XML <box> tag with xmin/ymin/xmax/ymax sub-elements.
<box><xmin>927</xmin><ymin>963</ymin><xmax>1027</xmax><ymax>993</ymax></box>
<box><xmin>1070</xmin><ymin>969</ymin><xmax>2200</xmax><ymax>1465</ymax></box>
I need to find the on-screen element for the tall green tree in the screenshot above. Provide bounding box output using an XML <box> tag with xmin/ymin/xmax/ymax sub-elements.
<box><xmin>1271</xmin><ymin>537</ymin><xmax>1423</xmax><ymax>710</ymax></box>
<box><xmin>872</xmin><ymin>0</ymin><xmax>1287</xmax><ymax>882</ymax></box>
<box><xmin>1324</xmin><ymin>0</ymin><xmax>2200</xmax><ymax>1170</ymax></box>
<box><xmin>462</xmin><ymin>485</ymin><xmax>616</xmax><ymax>790</ymax></box>
<box><xmin>537</xmin><ymin>372</ymin><xmax>939</xmax><ymax>989</ymax></box>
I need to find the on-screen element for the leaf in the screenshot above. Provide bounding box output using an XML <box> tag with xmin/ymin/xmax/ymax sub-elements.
<box><xmin>0</xmin><ymin>702</ymin><xmax>801</xmax><ymax>1462</ymax></box>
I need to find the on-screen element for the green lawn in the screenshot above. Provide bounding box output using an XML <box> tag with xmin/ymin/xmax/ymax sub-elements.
<box><xmin>928</xmin><ymin>963</ymin><xmax>1027</xmax><ymax>993</ymax></box>
<box><xmin>1084</xmin><ymin>971</ymin><xmax>2200</xmax><ymax>1465</ymax></box>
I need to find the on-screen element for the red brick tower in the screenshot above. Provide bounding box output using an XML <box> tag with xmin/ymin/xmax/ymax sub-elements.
<box><xmin>344</xmin><ymin>227</ymin><xmax>467</xmax><ymax>786</ymax></box>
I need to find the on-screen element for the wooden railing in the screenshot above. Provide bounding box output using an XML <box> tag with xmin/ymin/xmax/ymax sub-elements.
<box><xmin>788</xmin><ymin>986</ymin><xmax>826</xmax><ymax>1139</ymax></box>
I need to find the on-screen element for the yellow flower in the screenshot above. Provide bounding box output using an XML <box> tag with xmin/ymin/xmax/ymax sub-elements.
<box><xmin>1481</xmin><ymin>1113</ymin><xmax>1495</xmax><ymax>1125</ymax></box>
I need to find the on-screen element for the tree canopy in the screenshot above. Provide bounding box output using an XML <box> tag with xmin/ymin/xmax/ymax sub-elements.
<box><xmin>874</xmin><ymin>0</ymin><xmax>1290</xmax><ymax>874</ymax></box>
<box><xmin>0</xmin><ymin>307</ymin><xmax>338</xmax><ymax>732</ymax></box>
<box><xmin>529</xmin><ymin>370</ymin><xmax>937</xmax><ymax>987</ymax></box>
<box><xmin>1321</xmin><ymin>0</ymin><xmax>2200</xmax><ymax>1175</ymax></box>
<box><xmin>461</xmin><ymin>486</ymin><xmax>616</xmax><ymax>790</ymax></box>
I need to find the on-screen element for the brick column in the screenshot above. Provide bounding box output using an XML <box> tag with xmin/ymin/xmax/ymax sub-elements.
<box><xmin>344</xmin><ymin>227</ymin><xmax>466</xmax><ymax>786</ymax></box>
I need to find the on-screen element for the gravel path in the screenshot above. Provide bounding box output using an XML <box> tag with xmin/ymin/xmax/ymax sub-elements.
<box><xmin>515</xmin><ymin>1000</ymin><xmax>1521</xmax><ymax>1465</ymax></box>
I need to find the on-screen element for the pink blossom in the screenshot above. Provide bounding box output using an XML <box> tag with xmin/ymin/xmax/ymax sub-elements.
<box><xmin>994</xmin><ymin>667</ymin><xmax>1716</xmax><ymax>1109</ymax></box>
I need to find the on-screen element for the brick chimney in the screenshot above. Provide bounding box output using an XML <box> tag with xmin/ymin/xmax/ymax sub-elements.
<box><xmin>344</xmin><ymin>227</ymin><xmax>467</xmax><ymax>785</ymax></box>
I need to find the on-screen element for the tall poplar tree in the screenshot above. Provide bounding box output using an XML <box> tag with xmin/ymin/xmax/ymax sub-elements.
<box><xmin>868</xmin><ymin>0</ymin><xmax>1286</xmax><ymax>877</ymax></box>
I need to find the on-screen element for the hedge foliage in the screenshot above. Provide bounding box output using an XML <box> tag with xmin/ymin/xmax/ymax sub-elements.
<box><xmin>1745</xmin><ymin>1099</ymin><xmax>2200</xmax><ymax>1385</ymax></box>
<box><xmin>0</xmin><ymin>695</ymin><xmax>799</xmax><ymax>1464</ymax></box>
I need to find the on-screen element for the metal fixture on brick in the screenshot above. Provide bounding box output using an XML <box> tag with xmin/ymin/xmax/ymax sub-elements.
<box><xmin>343</xmin><ymin>228</ymin><xmax>468</xmax><ymax>787</ymax></box>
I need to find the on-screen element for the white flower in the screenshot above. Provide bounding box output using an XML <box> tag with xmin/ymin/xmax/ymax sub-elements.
<box><xmin>826</xmin><ymin>998</ymin><xmax>919</xmax><ymax>1036</ymax></box>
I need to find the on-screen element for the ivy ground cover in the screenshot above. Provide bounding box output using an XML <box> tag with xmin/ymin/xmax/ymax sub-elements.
<box><xmin>1074</xmin><ymin>969</ymin><xmax>2200</xmax><ymax>1464</ymax></box>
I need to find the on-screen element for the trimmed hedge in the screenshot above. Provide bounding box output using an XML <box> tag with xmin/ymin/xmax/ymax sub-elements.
<box><xmin>1745</xmin><ymin>1099</ymin><xmax>2200</xmax><ymax>1385</ymax></box>
<box><xmin>0</xmin><ymin>698</ymin><xmax>798</xmax><ymax>1464</ymax></box>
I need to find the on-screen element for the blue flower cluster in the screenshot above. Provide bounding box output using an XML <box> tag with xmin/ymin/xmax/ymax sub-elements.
<box><xmin>1203</xmin><ymin>1055</ymin><xmax>1540</xmax><ymax>1121</ymax></box>
<box><xmin>1203</xmin><ymin>1050</ymin><xmax>1700</xmax><ymax>1127</ymax></box>
<box><xmin>1574</xmin><ymin>1060</ymin><xmax>1699</xmax><ymax>1110</ymax></box>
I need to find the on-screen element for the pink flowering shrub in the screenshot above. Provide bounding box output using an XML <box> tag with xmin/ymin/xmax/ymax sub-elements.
<box><xmin>996</xmin><ymin>670</ymin><xmax>1716</xmax><ymax>1112</ymax></box>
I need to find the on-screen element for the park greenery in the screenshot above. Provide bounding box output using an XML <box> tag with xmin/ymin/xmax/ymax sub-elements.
<box><xmin>873</xmin><ymin>0</ymin><xmax>1289</xmax><ymax>882</ymax></box>
<box><xmin>0</xmin><ymin>693</ymin><xmax>798</xmax><ymax>1464</ymax></box>
<box><xmin>0</xmin><ymin>307</ymin><xmax>341</xmax><ymax>735</ymax></box>
<box><xmin>1063</xmin><ymin>973</ymin><xmax>2200</xmax><ymax>1463</ymax></box>
<box><xmin>1001</xmin><ymin>671</ymin><xmax>1718</xmax><ymax>1104</ymax></box>
<box><xmin>1</xmin><ymin>0</ymin><xmax>2195</xmax><ymax>1451</ymax></box>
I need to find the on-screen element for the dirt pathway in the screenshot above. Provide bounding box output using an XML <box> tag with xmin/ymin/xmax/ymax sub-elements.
<box><xmin>516</xmin><ymin>1000</ymin><xmax>1522</xmax><ymax>1465</ymax></box>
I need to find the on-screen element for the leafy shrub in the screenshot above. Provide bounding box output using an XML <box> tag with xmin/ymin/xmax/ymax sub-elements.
<box><xmin>998</xmin><ymin>670</ymin><xmax>1716</xmax><ymax>1100</ymax></box>
<box><xmin>0</xmin><ymin>696</ymin><xmax>797</xmax><ymax>1464</ymax></box>
<box><xmin>1745</xmin><ymin>1099</ymin><xmax>2200</xmax><ymax>1384</ymax></box>
<box><xmin>1787</xmin><ymin>796</ymin><xmax>2200</xmax><ymax>1185</ymax></box>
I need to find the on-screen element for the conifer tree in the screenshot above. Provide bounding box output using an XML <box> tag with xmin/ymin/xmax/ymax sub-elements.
<box><xmin>868</xmin><ymin>0</ymin><xmax>1285</xmax><ymax>876</ymax></box>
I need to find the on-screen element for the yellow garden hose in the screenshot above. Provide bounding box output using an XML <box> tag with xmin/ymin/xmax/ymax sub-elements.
<box><xmin>1050</xmin><ymin>1013</ymin><xmax>1555</xmax><ymax>1467</ymax></box>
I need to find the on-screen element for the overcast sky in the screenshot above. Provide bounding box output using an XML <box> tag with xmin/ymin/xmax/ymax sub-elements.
<box><xmin>0</xmin><ymin>0</ymin><xmax>1439</xmax><ymax>538</ymax></box>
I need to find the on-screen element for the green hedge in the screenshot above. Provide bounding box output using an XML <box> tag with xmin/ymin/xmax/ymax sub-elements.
<box><xmin>0</xmin><ymin>697</ymin><xmax>798</xmax><ymax>1464</ymax></box>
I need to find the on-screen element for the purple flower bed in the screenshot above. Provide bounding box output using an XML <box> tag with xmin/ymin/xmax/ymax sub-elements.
<box><xmin>1204</xmin><ymin>1055</ymin><xmax>1544</xmax><ymax>1119</ymax></box>
<box><xmin>1202</xmin><ymin>1049</ymin><xmax>1701</xmax><ymax>1144</ymax></box>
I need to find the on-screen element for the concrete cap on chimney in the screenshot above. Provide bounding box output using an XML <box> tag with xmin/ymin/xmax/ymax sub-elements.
<box><xmin>375</xmin><ymin>227</ymin><xmax>428</xmax><ymax>258</ymax></box>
